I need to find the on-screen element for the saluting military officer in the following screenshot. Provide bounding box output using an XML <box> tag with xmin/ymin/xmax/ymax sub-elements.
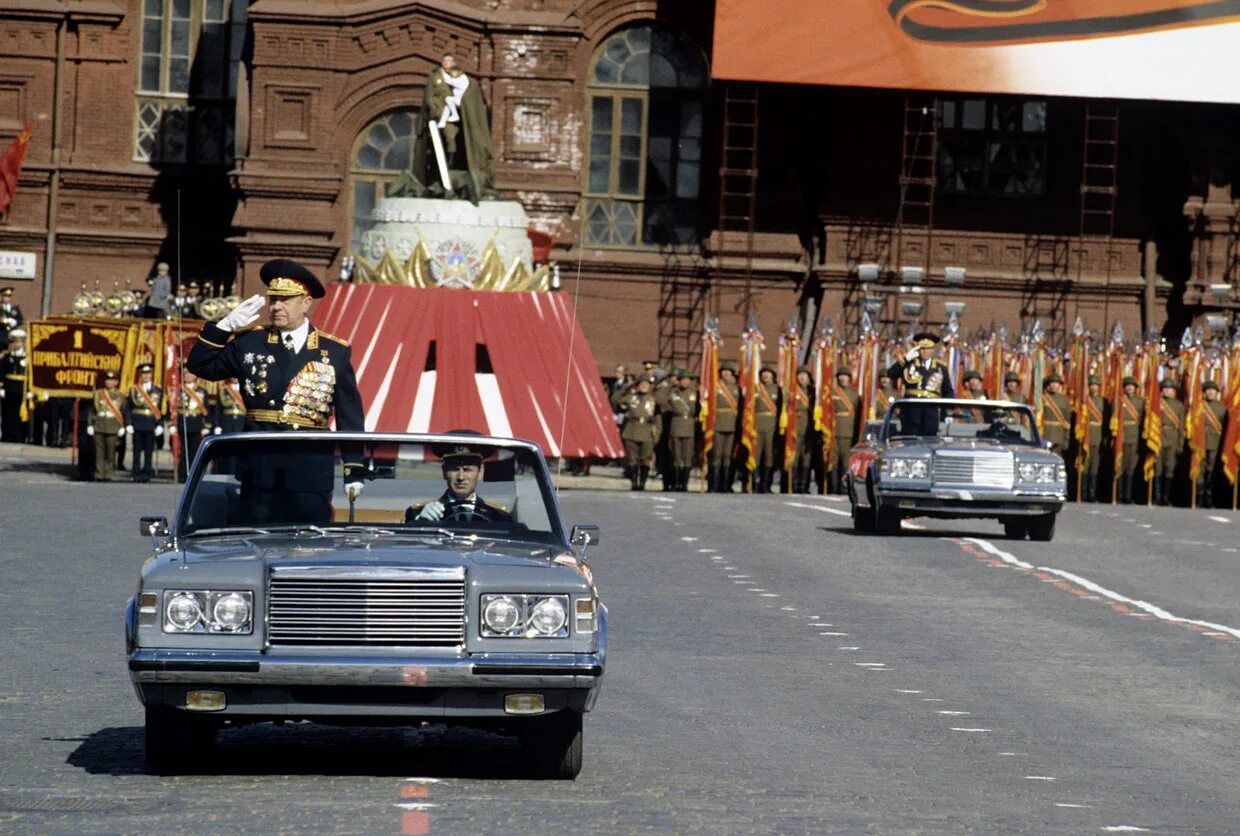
<box><xmin>89</xmin><ymin>370</ymin><xmax>128</xmax><ymax>482</ymax></box>
<box><xmin>125</xmin><ymin>363</ymin><xmax>164</xmax><ymax>482</ymax></box>
<box><xmin>1154</xmin><ymin>377</ymin><xmax>1185</xmax><ymax>506</ymax></box>
<box><xmin>171</xmin><ymin>370</ymin><xmax>212</xmax><ymax>480</ymax></box>
<box><xmin>791</xmin><ymin>366</ymin><xmax>816</xmax><ymax>494</ymax></box>
<box><xmin>1080</xmin><ymin>374</ymin><xmax>1108</xmax><ymax>502</ymax></box>
<box><xmin>888</xmin><ymin>332</ymin><xmax>953</xmax><ymax>436</ymax></box>
<box><xmin>1039</xmin><ymin>374</ymin><xmax>1071</xmax><ymax>458</ymax></box>
<box><xmin>829</xmin><ymin>367</ymin><xmax>860</xmax><ymax>494</ymax></box>
<box><xmin>1116</xmin><ymin>376</ymin><xmax>1144</xmax><ymax>504</ymax></box>
<box><xmin>614</xmin><ymin>376</ymin><xmax>658</xmax><ymax>491</ymax></box>
<box><xmin>751</xmin><ymin>364</ymin><xmax>781</xmax><ymax>493</ymax></box>
<box><xmin>708</xmin><ymin>362</ymin><xmax>741</xmax><ymax>493</ymax></box>
<box><xmin>1197</xmin><ymin>379</ymin><xmax>1227</xmax><ymax>508</ymax></box>
<box><xmin>666</xmin><ymin>369</ymin><xmax>698</xmax><ymax>492</ymax></box>
<box><xmin>1002</xmin><ymin>371</ymin><xmax>1025</xmax><ymax>403</ymax></box>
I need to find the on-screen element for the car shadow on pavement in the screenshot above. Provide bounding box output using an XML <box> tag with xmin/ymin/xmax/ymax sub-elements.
<box><xmin>68</xmin><ymin>724</ymin><xmax>542</xmax><ymax>778</ymax></box>
<box><xmin>816</xmin><ymin>525</ymin><xmax>1006</xmax><ymax>540</ymax></box>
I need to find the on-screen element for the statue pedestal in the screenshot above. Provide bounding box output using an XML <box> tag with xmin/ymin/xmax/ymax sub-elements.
<box><xmin>356</xmin><ymin>198</ymin><xmax>541</xmax><ymax>290</ymax></box>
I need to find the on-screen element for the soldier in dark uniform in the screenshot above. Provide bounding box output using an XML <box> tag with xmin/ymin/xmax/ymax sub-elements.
<box><xmin>1117</xmin><ymin>376</ymin><xmax>1144</xmax><ymax>504</ymax></box>
<box><xmin>829</xmin><ymin>367</ymin><xmax>860</xmax><ymax>494</ymax></box>
<box><xmin>406</xmin><ymin>439</ymin><xmax>513</xmax><ymax>524</ymax></box>
<box><xmin>709</xmin><ymin>362</ymin><xmax>741</xmax><ymax>493</ymax></box>
<box><xmin>791</xmin><ymin>366</ymin><xmax>816</xmax><ymax>494</ymax></box>
<box><xmin>666</xmin><ymin>370</ymin><xmax>698</xmax><ymax>492</ymax></box>
<box><xmin>0</xmin><ymin>287</ymin><xmax>24</xmax><ymax>345</ymax></box>
<box><xmin>1081</xmin><ymin>374</ymin><xmax>1108</xmax><ymax>502</ymax></box>
<box><xmin>172</xmin><ymin>370</ymin><xmax>212</xmax><ymax>481</ymax></box>
<box><xmin>125</xmin><ymin>362</ymin><xmax>164</xmax><ymax>482</ymax></box>
<box><xmin>752</xmin><ymin>364</ymin><xmax>781</xmax><ymax>493</ymax></box>
<box><xmin>1198</xmin><ymin>379</ymin><xmax>1227</xmax><ymax>508</ymax></box>
<box><xmin>888</xmin><ymin>332</ymin><xmax>953</xmax><ymax>436</ymax></box>
<box><xmin>212</xmin><ymin>377</ymin><xmax>247</xmax><ymax>435</ymax></box>
<box><xmin>1</xmin><ymin>328</ymin><xmax>28</xmax><ymax>443</ymax></box>
<box><xmin>613</xmin><ymin>376</ymin><xmax>657</xmax><ymax>491</ymax></box>
<box><xmin>89</xmin><ymin>370</ymin><xmax>128</xmax><ymax>482</ymax></box>
<box><xmin>1040</xmin><ymin>373</ymin><xmax>1071</xmax><ymax>458</ymax></box>
<box><xmin>187</xmin><ymin>259</ymin><xmax>368</xmax><ymax>521</ymax></box>
<box><xmin>1154</xmin><ymin>377</ymin><xmax>1184</xmax><ymax>506</ymax></box>
<box><xmin>1002</xmin><ymin>371</ymin><xmax>1025</xmax><ymax>403</ymax></box>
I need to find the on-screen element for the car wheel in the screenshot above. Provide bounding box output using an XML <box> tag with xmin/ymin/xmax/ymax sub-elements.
<box><xmin>145</xmin><ymin>705</ymin><xmax>217</xmax><ymax>775</ymax></box>
<box><xmin>1002</xmin><ymin>519</ymin><xmax>1028</xmax><ymax>540</ymax></box>
<box><xmin>519</xmin><ymin>710</ymin><xmax>582</xmax><ymax>780</ymax></box>
<box><xmin>850</xmin><ymin>489</ymin><xmax>875</xmax><ymax>532</ymax></box>
<box><xmin>874</xmin><ymin>506</ymin><xmax>901</xmax><ymax>536</ymax></box>
<box><xmin>1027</xmin><ymin>513</ymin><xmax>1057</xmax><ymax>542</ymax></box>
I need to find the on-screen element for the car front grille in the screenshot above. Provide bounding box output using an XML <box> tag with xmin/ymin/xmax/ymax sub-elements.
<box><xmin>932</xmin><ymin>451</ymin><xmax>1014</xmax><ymax>489</ymax></box>
<box><xmin>267</xmin><ymin>567</ymin><xmax>466</xmax><ymax>647</ymax></box>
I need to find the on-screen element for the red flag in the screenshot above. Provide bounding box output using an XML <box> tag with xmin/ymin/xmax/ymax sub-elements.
<box><xmin>0</xmin><ymin>122</ymin><xmax>33</xmax><ymax>216</ymax></box>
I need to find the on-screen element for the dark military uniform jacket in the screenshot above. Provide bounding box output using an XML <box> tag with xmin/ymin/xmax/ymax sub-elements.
<box><xmin>667</xmin><ymin>387</ymin><xmax>698</xmax><ymax>438</ymax></box>
<box><xmin>890</xmin><ymin>357</ymin><xmax>954</xmax><ymax>398</ymax></box>
<box><xmin>0</xmin><ymin>301</ymin><xmax>23</xmax><ymax>344</ymax></box>
<box><xmin>1002</xmin><ymin>388</ymin><xmax>1026</xmax><ymax>405</ymax></box>
<box><xmin>1</xmin><ymin>348</ymin><xmax>26</xmax><ymax>391</ymax></box>
<box><xmin>753</xmin><ymin>381</ymin><xmax>781</xmax><ymax>431</ymax></box>
<box><xmin>126</xmin><ymin>383</ymin><xmax>164</xmax><ymax>431</ymax></box>
<box><xmin>188</xmin><ymin>322</ymin><xmax>364</xmax><ymax>434</ymax></box>
<box><xmin>714</xmin><ymin>379</ymin><xmax>740</xmax><ymax>434</ymax></box>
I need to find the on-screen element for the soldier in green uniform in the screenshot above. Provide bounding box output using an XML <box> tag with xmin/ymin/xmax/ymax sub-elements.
<box><xmin>1198</xmin><ymin>379</ymin><xmax>1227</xmax><ymax>508</ymax></box>
<box><xmin>1117</xmin><ymin>376</ymin><xmax>1144</xmax><ymax>504</ymax></box>
<box><xmin>1039</xmin><ymin>374</ymin><xmax>1071</xmax><ymax>458</ymax></box>
<box><xmin>709</xmin><ymin>362</ymin><xmax>741</xmax><ymax>492</ymax></box>
<box><xmin>1002</xmin><ymin>371</ymin><xmax>1025</xmax><ymax>403</ymax></box>
<box><xmin>791</xmin><ymin>366</ymin><xmax>816</xmax><ymax>494</ymax></box>
<box><xmin>829</xmin><ymin>367</ymin><xmax>860</xmax><ymax>494</ymax></box>
<box><xmin>961</xmin><ymin>370</ymin><xmax>988</xmax><ymax>399</ymax></box>
<box><xmin>1081</xmin><ymin>374</ymin><xmax>1108</xmax><ymax>502</ymax></box>
<box><xmin>653</xmin><ymin>369</ymin><xmax>676</xmax><ymax>491</ymax></box>
<box><xmin>614</xmin><ymin>376</ymin><xmax>657</xmax><ymax>491</ymax></box>
<box><xmin>89</xmin><ymin>370</ymin><xmax>128</xmax><ymax>482</ymax></box>
<box><xmin>666</xmin><ymin>369</ymin><xmax>699</xmax><ymax>492</ymax></box>
<box><xmin>751</xmin><ymin>364</ymin><xmax>781</xmax><ymax>493</ymax></box>
<box><xmin>1154</xmin><ymin>377</ymin><xmax>1185</xmax><ymax>506</ymax></box>
<box><xmin>874</xmin><ymin>372</ymin><xmax>896</xmax><ymax>417</ymax></box>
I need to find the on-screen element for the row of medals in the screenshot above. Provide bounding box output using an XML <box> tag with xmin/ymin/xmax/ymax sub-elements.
<box><xmin>285</xmin><ymin>362</ymin><xmax>335</xmax><ymax>421</ymax></box>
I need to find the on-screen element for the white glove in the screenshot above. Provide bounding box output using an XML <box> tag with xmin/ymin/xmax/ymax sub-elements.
<box><xmin>416</xmin><ymin>500</ymin><xmax>445</xmax><ymax>521</ymax></box>
<box><xmin>125</xmin><ymin>426</ymin><xmax>134</xmax><ymax>436</ymax></box>
<box><xmin>86</xmin><ymin>426</ymin><xmax>95</xmax><ymax>436</ymax></box>
<box><xmin>168</xmin><ymin>425</ymin><xmax>177</xmax><ymax>436</ymax></box>
<box><xmin>345</xmin><ymin>481</ymin><xmax>364</xmax><ymax>501</ymax></box>
<box><xmin>0</xmin><ymin>389</ymin><xmax>5</xmax><ymax>399</ymax></box>
<box><xmin>200</xmin><ymin>428</ymin><xmax>209</xmax><ymax>436</ymax></box>
<box><xmin>26</xmin><ymin>391</ymin><xmax>35</xmax><ymax>400</ymax></box>
<box><xmin>154</xmin><ymin>425</ymin><xmax>164</xmax><ymax>437</ymax></box>
<box><xmin>212</xmin><ymin>426</ymin><xmax>222</xmax><ymax>435</ymax></box>
<box><xmin>904</xmin><ymin>347</ymin><xmax>919</xmax><ymax>362</ymax></box>
<box><xmin>217</xmin><ymin>294</ymin><xmax>265</xmax><ymax>332</ymax></box>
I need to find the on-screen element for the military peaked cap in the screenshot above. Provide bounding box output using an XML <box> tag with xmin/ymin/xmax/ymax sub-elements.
<box><xmin>138</xmin><ymin>363</ymin><xmax>154</xmax><ymax>373</ymax></box>
<box><xmin>260</xmin><ymin>258</ymin><xmax>326</xmax><ymax>299</ymax></box>
<box><xmin>912</xmin><ymin>331</ymin><xmax>941</xmax><ymax>349</ymax></box>
<box><xmin>431</xmin><ymin>430</ymin><xmax>493</xmax><ymax>464</ymax></box>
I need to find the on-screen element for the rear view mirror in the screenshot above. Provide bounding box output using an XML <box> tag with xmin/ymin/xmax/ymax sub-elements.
<box><xmin>140</xmin><ymin>515</ymin><xmax>169</xmax><ymax>549</ymax></box>
<box><xmin>570</xmin><ymin>524</ymin><xmax>600</xmax><ymax>547</ymax></box>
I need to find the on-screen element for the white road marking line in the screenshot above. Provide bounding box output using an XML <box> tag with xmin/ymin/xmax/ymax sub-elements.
<box><xmin>404</xmin><ymin>778</ymin><xmax>442</xmax><ymax>783</ymax></box>
<box><xmin>780</xmin><ymin>605</ymin><xmax>797</xmax><ymax>611</ymax></box>
<box><xmin>1121</xmin><ymin>518</ymin><xmax>1135</xmax><ymax>523</ymax></box>
<box><xmin>652</xmin><ymin>497</ymin><xmax>677</xmax><ymax>504</ymax></box>
<box><xmin>784</xmin><ymin>501</ymin><xmax>851</xmax><ymax>517</ymax></box>
<box><xmin>1138</xmin><ymin>523</ymin><xmax>1151</xmax><ymax>529</ymax></box>
<box><xmin>937</xmin><ymin>710</ymin><xmax>970</xmax><ymax>716</ymax></box>
<box><xmin>922</xmin><ymin>698</ymin><xmax>944</xmax><ymax>702</ymax></box>
<box><xmin>747</xmin><ymin>588</ymin><xmax>766</xmax><ymax>592</ymax></box>
<box><xmin>950</xmin><ymin>727</ymin><xmax>990</xmax><ymax>732</ymax></box>
<box><xmin>855</xmin><ymin>662</ymin><xmax>885</xmax><ymax>667</ymax></box>
<box><xmin>837</xmin><ymin>646</ymin><xmax>860</xmax><ymax>650</ymax></box>
<box><xmin>1208</xmin><ymin>515</ymin><xmax>1230</xmax><ymax>523</ymax></box>
<box><xmin>727</xmin><ymin>574</ymin><xmax>750</xmax><ymax>578</ymax></box>
<box><xmin>394</xmin><ymin>803</ymin><xmax>439</xmax><ymax>810</ymax></box>
<box><xmin>807</xmin><ymin>615</ymin><xmax>822</xmax><ymax>620</ymax></box>
<box><xmin>760</xmin><ymin>593</ymin><xmax>780</xmax><ymax>598</ymax></box>
<box><xmin>902</xmin><ymin>520</ymin><xmax>926</xmax><ymax>529</ymax></box>
<box><xmin>895</xmin><ymin>689</ymin><xmax>923</xmax><ymax>694</ymax></box>
<box><xmin>710</xmin><ymin>556</ymin><xmax>724</xmax><ymax>561</ymax></box>
<box><xmin>1223</xmin><ymin>548</ymin><xmax>1237</xmax><ymax>553</ymax></box>
<box><xmin>1102</xmin><ymin>827</ymin><xmax>1149</xmax><ymax>832</ymax></box>
<box><xmin>962</xmin><ymin>537</ymin><xmax>1240</xmax><ymax>640</ymax></box>
<box><xmin>679</xmin><ymin>536</ymin><xmax>698</xmax><ymax>541</ymax></box>
<box><xmin>997</xmin><ymin>752</ymin><xmax>1022</xmax><ymax>756</ymax></box>
<box><xmin>1055</xmin><ymin>803</ymin><xmax>1090</xmax><ymax>808</ymax></box>
<box><xmin>1024</xmin><ymin>776</ymin><xmax>1056</xmax><ymax>781</ymax></box>
<box><xmin>697</xmin><ymin>548</ymin><xmax>716</xmax><ymax>553</ymax></box>
<box><xmin>819</xmin><ymin>631</ymin><xmax>849</xmax><ymax>636</ymax></box>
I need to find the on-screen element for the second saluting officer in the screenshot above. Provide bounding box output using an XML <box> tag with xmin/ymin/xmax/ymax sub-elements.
<box><xmin>187</xmin><ymin>258</ymin><xmax>368</xmax><ymax>504</ymax></box>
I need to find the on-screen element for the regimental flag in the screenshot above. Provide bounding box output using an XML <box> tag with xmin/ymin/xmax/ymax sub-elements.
<box><xmin>778</xmin><ymin>325</ymin><xmax>800</xmax><ymax>478</ymax></box>
<box><xmin>1221</xmin><ymin>359</ymin><xmax>1240</xmax><ymax>485</ymax></box>
<box><xmin>1108</xmin><ymin>344</ymin><xmax>1126</xmax><ymax>483</ymax></box>
<box><xmin>738</xmin><ymin>322</ymin><xmax>763</xmax><ymax>474</ymax></box>
<box><xmin>813</xmin><ymin>329</ymin><xmax>836</xmax><ymax>472</ymax></box>
<box><xmin>698</xmin><ymin>321</ymin><xmax>721</xmax><ymax>474</ymax></box>
<box><xmin>1142</xmin><ymin>363</ymin><xmax>1163</xmax><ymax>485</ymax></box>
<box><xmin>856</xmin><ymin>331</ymin><xmax>879</xmax><ymax>421</ymax></box>
<box><xmin>1069</xmin><ymin>332</ymin><xmax>1090</xmax><ymax>474</ymax></box>
<box><xmin>0</xmin><ymin>122</ymin><xmax>32</xmax><ymax>216</ymax></box>
<box><xmin>1183</xmin><ymin>343</ymin><xmax>1206</xmax><ymax>484</ymax></box>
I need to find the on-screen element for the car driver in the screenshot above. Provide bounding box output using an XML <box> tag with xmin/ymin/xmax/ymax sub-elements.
<box><xmin>406</xmin><ymin>440</ymin><xmax>513</xmax><ymax>524</ymax></box>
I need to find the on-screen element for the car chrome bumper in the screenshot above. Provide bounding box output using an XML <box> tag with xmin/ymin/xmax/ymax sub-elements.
<box><xmin>878</xmin><ymin>487</ymin><xmax>1064</xmax><ymax>516</ymax></box>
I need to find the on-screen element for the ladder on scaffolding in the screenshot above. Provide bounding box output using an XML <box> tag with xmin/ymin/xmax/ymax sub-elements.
<box><xmin>892</xmin><ymin>96</ymin><xmax>938</xmax><ymax>333</ymax></box>
<box><xmin>1080</xmin><ymin>103</ymin><xmax>1120</xmax><ymax>337</ymax></box>
<box><xmin>717</xmin><ymin>84</ymin><xmax>759</xmax><ymax>321</ymax></box>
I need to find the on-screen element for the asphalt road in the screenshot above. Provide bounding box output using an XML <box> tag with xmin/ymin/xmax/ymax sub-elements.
<box><xmin>1</xmin><ymin>466</ymin><xmax>1238</xmax><ymax>833</ymax></box>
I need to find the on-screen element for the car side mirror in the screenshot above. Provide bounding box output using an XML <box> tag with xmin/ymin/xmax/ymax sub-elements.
<box><xmin>864</xmin><ymin>430</ymin><xmax>877</xmax><ymax>442</ymax></box>
<box><xmin>570</xmin><ymin>524</ymin><xmax>600</xmax><ymax>559</ymax></box>
<box><xmin>1043</xmin><ymin>440</ymin><xmax>1054</xmax><ymax>451</ymax></box>
<box><xmin>140</xmin><ymin>515</ymin><xmax>169</xmax><ymax>549</ymax></box>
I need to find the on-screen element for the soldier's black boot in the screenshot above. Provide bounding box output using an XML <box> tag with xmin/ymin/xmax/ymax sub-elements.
<box><xmin>753</xmin><ymin>466</ymin><xmax>767</xmax><ymax>494</ymax></box>
<box><xmin>1084</xmin><ymin>474</ymin><xmax>1096</xmax><ymax>503</ymax></box>
<box><xmin>629</xmin><ymin>468</ymin><xmax>641</xmax><ymax>491</ymax></box>
<box><xmin>723</xmin><ymin>466</ymin><xmax>736</xmax><ymax>493</ymax></box>
<box><xmin>1153</xmin><ymin>477</ymin><xmax>1165</xmax><ymax>506</ymax></box>
<box><xmin>639</xmin><ymin>465</ymin><xmax>650</xmax><ymax>491</ymax></box>
<box><xmin>705</xmin><ymin>466</ymin><xmax>717</xmax><ymax>493</ymax></box>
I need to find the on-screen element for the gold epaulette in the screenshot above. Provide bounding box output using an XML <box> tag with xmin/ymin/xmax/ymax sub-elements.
<box><xmin>317</xmin><ymin>331</ymin><xmax>349</xmax><ymax>347</ymax></box>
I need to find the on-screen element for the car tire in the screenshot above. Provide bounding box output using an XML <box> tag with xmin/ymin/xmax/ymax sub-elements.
<box><xmin>1027</xmin><ymin>513</ymin><xmax>1056</xmax><ymax>542</ymax></box>
<box><xmin>875</xmin><ymin>506</ymin><xmax>902</xmax><ymax>536</ymax></box>
<box><xmin>850</xmin><ymin>487</ymin><xmax>875</xmax><ymax>532</ymax></box>
<box><xmin>519</xmin><ymin>710</ymin><xmax>582</xmax><ymax>780</ymax></box>
<box><xmin>145</xmin><ymin>705</ymin><xmax>217</xmax><ymax>775</ymax></box>
<box><xmin>1002</xmin><ymin>519</ymin><xmax>1028</xmax><ymax>540</ymax></box>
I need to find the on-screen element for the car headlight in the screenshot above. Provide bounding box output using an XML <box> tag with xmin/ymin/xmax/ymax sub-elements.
<box><xmin>1017</xmin><ymin>462</ymin><xmax>1061</xmax><ymax>485</ymax></box>
<box><xmin>162</xmin><ymin>590</ymin><xmax>253</xmax><ymax>634</ymax></box>
<box><xmin>480</xmin><ymin>594</ymin><xmax>571</xmax><ymax>638</ymax></box>
<box><xmin>881</xmin><ymin>457</ymin><xmax>927</xmax><ymax>480</ymax></box>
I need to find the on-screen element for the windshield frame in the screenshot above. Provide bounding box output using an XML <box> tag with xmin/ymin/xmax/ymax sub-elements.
<box><xmin>880</xmin><ymin>399</ymin><xmax>1042</xmax><ymax>446</ymax></box>
<box><xmin>173</xmin><ymin>431</ymin><xmax>569</xmax><ymax>547</ymax></box>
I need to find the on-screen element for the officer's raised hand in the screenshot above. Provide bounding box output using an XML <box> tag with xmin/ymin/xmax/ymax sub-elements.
<box><xmin>217</xmin><ymin>294</ymin><xmax>265</xmax><ymax>332</ymax></box>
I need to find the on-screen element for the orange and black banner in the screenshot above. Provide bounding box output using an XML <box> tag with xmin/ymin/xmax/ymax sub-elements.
<box><xmin>26</xmin><ymin>318</ymin><xmax>132</xmax><ymax>398</ymax></box>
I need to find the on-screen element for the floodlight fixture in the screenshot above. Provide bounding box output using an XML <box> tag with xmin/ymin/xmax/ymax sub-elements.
<box><xmin>1209</xmin><ymin>283</ymin><xmax>1232</xmax><ymax>300</ymax></box>
<box><xmin>901</xmin><ymin>300</ymin><xmax>924</xmax><ymax>317</ymax></box>
<box><xmin>857</xmin><ymin>263</ymin><xmax>880</xmax><ymax>282</ymax></box>
<box><xmin>1205</xmin><ymin>313</ymin><xmax>1229</xmax><ymax>332</ymax></box>
<box><xmin>944</xmin><ymin>266</ymin><xmax>966</xmax><ymax>286</ymax></box>
<box><xmin>862</xmin><ymin>296</ymin><xmax>883</xmax><ymax>314</ymax></box>
<box><xmin>944</xmin><ymin>301</ymin><xmax>966</xmax><ymax>316</ymax></box>
<box><xmin>900</xmin><ymin>266</ymin><xmax>924</xmax><ymax>284</ymax></box>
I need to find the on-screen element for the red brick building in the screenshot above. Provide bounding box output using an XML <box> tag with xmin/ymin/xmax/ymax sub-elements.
<box><xmin>1</xmin><ymin>0</ymin><xmax>1237</xmax><ymax>370</ymax></box>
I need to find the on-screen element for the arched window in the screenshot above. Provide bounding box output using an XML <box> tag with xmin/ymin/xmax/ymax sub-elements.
<box><xmin>584</xmin><ymin>25</ymin><xmax>708</xmax><ymax>248</ymax></box>
<box><xmin>349</xmin><ymin>109</ymin><xmax>420</xmax><ymax>247</ymax></box>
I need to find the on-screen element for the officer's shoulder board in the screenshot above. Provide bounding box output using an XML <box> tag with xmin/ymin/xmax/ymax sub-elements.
<box><xmin>316</xmin><ymin>330</ymin><xmax>349</xmax><ymax>347</ymax></box>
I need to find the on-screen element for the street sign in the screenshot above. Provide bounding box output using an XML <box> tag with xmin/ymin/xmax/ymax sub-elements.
<box><xmin>0</xmin><ymin>250</ymin><xmax>37</xmax><ymax>280</ymax></box>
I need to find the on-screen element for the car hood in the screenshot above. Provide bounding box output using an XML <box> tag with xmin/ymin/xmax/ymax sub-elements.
<box><xmin>882</xmin><ymin>438</ymin><xmax>1045</xmax><ymax>455</ymax></box>
<box><xmin>175</xmin><ymin>532</ymin><xmax>565</xmax><ymax>570</ymax></box>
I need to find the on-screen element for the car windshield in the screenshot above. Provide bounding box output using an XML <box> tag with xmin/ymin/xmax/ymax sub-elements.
<box><xmin>178</xmin><ymin>435</ymin><xmax>564</xmax><ymax>545</ymax></box>
<box><xmin>884</xmin><ymin>402</ymin><xmax>1039</xmax><ymax>445</ymax></box>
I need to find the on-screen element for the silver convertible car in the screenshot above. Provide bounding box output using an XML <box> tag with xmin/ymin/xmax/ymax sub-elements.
<box><xmin>126</xmin><ymin>432</ymin><xmax>605</xmax><ymax>779</ymax></box>
<box><xmin>845</xmin><ymin>399</ymin><xmax>1067</xmax><ymax>541</ymax></box>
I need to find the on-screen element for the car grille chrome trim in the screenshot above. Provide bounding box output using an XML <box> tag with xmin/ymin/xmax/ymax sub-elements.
<box><xmin>931</xmin><ymin>451</ymin><xmax>1014</xmax><ymax>489</ymax></box>
<box><xmin>268</xmin><ymin>567</ymin><xmax>466</xmax><ymax>647</ymax></box>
